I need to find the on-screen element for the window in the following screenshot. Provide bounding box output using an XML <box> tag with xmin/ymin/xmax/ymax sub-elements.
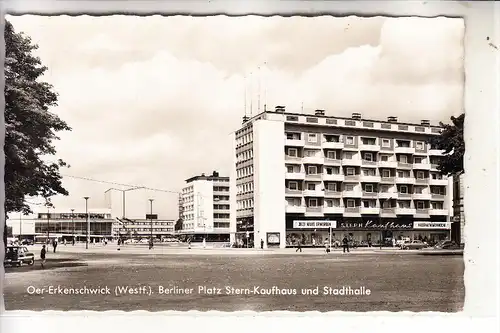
<box><xmin>325</xmin><ymin>200</ymin><xmax>333</xmax><ymax>207</ymax></box>
<box><xmin>326</xmin><ymin>151</ymin><xmax>337</xmax><ymax>159</ymax></box>
<box><xmin>400</xmin><ymin>185</ymin><xmax>408</xmax><ymax>194</ymax></box>
<box><xmin>345</xmin><ymin>136</ymin><xmax>354</xmax><ymax>145</ymax></box>
<box><xmin>307</xmin><ymin>166</ymin><xmax>317</xmax><ymax>174</ymax></box>
<box><xmin>382</xmin><ymin>139</ymin><xmax>391</xmax><ymax>147</ymax></box>
<box><xmin>415</xmin><ymin>141</ymin><xmax>424</xmax><ymax>150</ymax></box>
<box><xmin>398</xmin><ymin>201</ymin><xmax>411</xmax><ymax>208</ymax></box>
<box><xmin>288</xmin><ymin>181</ymin><xmax>298</xmax><ymax>190</ymax></box>
<box><xmin>346</xmin><ymin>168</ymin><xmax>355</xmax><ymax>176</ymax></box>
<box><xmin>415</xmin><ymin>186</ymin><xmax>424</xmax><ymax>194</ymax></box>
<box><xmin>305</xmin><ymin>150</ymin><xmax>316</xmax><ymax>157</ymax></box>
<box><xmin>345</xmin><ymin>184</ymin><xmax>354</xmax><ymax>191</ymax></box>
<box><xmin>380</xmin><ymin>185</ymin><xmax>389</xmax><ymax>193</ymax></box>
<box><xmin>382</xmin><ymin>200</ymin><xmax>391</xmax><ymax>208</ymax></box>
<box><xmin>287</xmin><ymin>148</ymin><xmax>297</xmax><ymax>157</ymax></box>
<box><xmin>414</xmin><ymin>157</ymin><xmax>423</xmax><ymax>164</ymax></box>
<box><xmin>432</xmin><ymin>202</ymin><xmax>444</xmax><ymax>209</ymax></box>
<box><xmin>327</xmin><ymin>183</ymin><xmax>337</xmax><ymax>191</ymax></box>
<box><xmin>363</xmin><ymin>168</ymin><xmax>375</xmax><ymax>176</ymax></box>
<box><xmin>307</xmin><ymin>183</ymin><xmax>316</xmax><ymax>191</ymax></box>
<box><xmin>332</xmin><ymin>199</ymin><xmax>341</xmax><ymax>207</ymax></box>
<box><xmin>363</xmin><ymin>200</ymin><xmax>370</xmax><ymax>208</ymax></box>
<box><xmin>397</xmin><ymin>171</ymin><xmax>404</xmax><ymax>178</ymax></box>
<box><xmin>363</xmin><ymin>153</ymin><xmax>373</xmax><ymax>161</ymax></box>
<box><xmin>346</xmin><ymin>199</ymin><xmax>356</xmax><ymax>208</ymax></box>
<box><xmin>431</xmin><ymin>173</ymin><xmax>443</xmax><ymax>180</ymax></box>
<box><xmin>416</xmin><ymin>171</ymin><xmax>425</xmax><ymax>179</ymax></box>
<box><xmin>287</xmin><ymin>198</ymin><xmax>301</xmax><ymax>206</ymax></box>
<box><xmin>365</xmin><ymin>184</ymin><xmax>374</xmax><ymax>192</ymax></box>
<box><xmin>325</xmin><ymin>167</ymin><xmax>333</xmax><ymax>175</ymax></box>
<box><xmin>308</xmin><ymin>198</ymin><xmax>318</xmax><ymax>207</ymax></box>
<box><xmin>307</xmin><ymin>133</ymin><xmax>318</xmax><ymax>143</ymax></box>
<box><xmin>416</xmin><ymin>201</ymin><xmax>425</xmax><ymax>209</ymax></box>
<box><xmin>287</xmin><ymin>166</ymin><xmax>294</xmax><ymax>173</ymax></box>
<box><xmin>382</xmin><ymin>169</ymin><xmax>391</xmax><ymax>178</ymax></box>
<box><xmin>380</xmin><ymin>155</ymin><xmax>389</xmax><ymax>162</ymax></box>
<box><xmin>399</xmin><ymin>155</ymin><xmax>407</xmax><ymax>163</ymax></box>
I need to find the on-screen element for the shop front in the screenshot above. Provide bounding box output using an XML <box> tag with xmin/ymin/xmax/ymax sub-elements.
<box><xmin>285</xmin><ymin>215</ymin><xmax>451</xmax><ymax>247</ymax></box>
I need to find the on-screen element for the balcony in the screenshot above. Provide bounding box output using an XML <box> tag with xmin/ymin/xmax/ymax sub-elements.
<box><xmin>323</xmin><ymin>141</ymin><xmax>344</xmax><ymax>149</ymax></box>
<box><xmin>285</xmin><ymin>138</ymin><xmax>305</xmax><ymax>147</ymax></box>
<box><xmin>303</xmin><ymin>156</ymin><xmax>325</xmax><ymax>165</ymax></box>
<box><xmin>324</xmin><ymin>190</ymin><xmax>342</xmax><ymax>198</ymax></box>
<box><xmin>342</xmin><ymin>190</ymin><xmax>363</xmax><ymax>198</ymax></box>
<box><xmin>414</xmin><ymin>178</ymin><xmax>430</xmax><ymax>185</ymax></box>
<box><xmin>303</xmin><ymin>189</ymin><xmax>325</xmax><ymax>197</ymax></box>
<box><xmin>380</xmin><ymin>176</ymin><xmax>395</xmax><ymax>184</ymax></box>
<box><xmin>378</xmin><ymin>192</ymin><xmax>397</xmax><ymax>199</ymax></box>
<box><xmin>323</xmin><ymin>206</ymin><xmax>345</xmax><ymax>214</ymax></box>
<box><xmin>324</xmin><ymin>158</ymin><xmax>342</xmax><ymax>166</ymax></box>
<box><xmin>362</xmin><ymin>191</ymin><xmax>378</xmax><ymax>198</ymax></box>
<box><xmin>344</xmin><ymin>207</ymin><xmax>361</xmax><ymax>216</ymax></box>
<box><xmin>413</xmin><ymin>163</ymin><xmax>432</xmax><ymax>170</ymax></box>
<box><xmin>412</xmin><ymin>193</ymin><xmax>432</xmax><ymax>200</ymax></box>
<box><xmin>380</xmin><ymin>208</ymin><xmax>396</xmax><ymax>216</ymax></box>
<box><xmin>430</xmin><ymin>164</ymin><xmax>439</xmax><ymax>171</ymax></box>
<box><xmin>285</xmin><ymin>189</ymin><xmax>302</xmax><ymax>196</ymax></box>
<box><xmin>395</xmin><ymin>177</ymin><xmax>416</xmax><ymax>184</ymax></box>
<box><xmin>415</xmin><ymin>209</ymin><xmax>430</xmax><ymax>216</ymax></box>
<box><xmin>395</xmin><ymin>207</ymin><xmax>416</xmax><ymax>215</ymax></box>
<box><xmin>342</xmin><ymin>158</ymin><xmax>362</xmax><ymax>166</ymax></box>
<box><xmin>428</xmin><ymin>149</ymin><xmax>445</xmax><ymax>156</ymax></box>
<box><xmin>398</xmin><ymin>193</ymin><xmax>412</xmax><ymax>199</ymax></box>
<box><xmin>431</xmin><ymin>194</ymin><xmax>446</xmax><ymax>200</ymax></box>
<box><xmin>360</xmin><ymin>207</ymin><xmax>380</xmax><ymax>215</ymax></box>
<box><xmin>395</xmin><ymin>147</ymin><xmax>415</xmax><ymax>154</ymax></box>
<box><xmin>360</xmin><ymin>175</ymin><xmax>381</xmax><ymax>183</ymax></box>
<box><xmin>361</xmin><ymin>160</ymin><xmax>378</xmax><ymax>167</ymax></box>
<box><xmin>285</xmin><ymin>155</ymin><xmax>302</xmax><ymax>163</ymax></box>
<box><xmin>429</xmin><ymin>208</ymin><xmax>449</xmax><ymax>216</ymax></box>
<box><xmin>359</xmin><ymin>144</ymin><xmax>380</xmax><ymax>152</ymax></box>
<box><xmin>305</xmin><ymin>206</ymin><xmax>324</xmax><ymax>215</ymax></box>
<box><xmin>429</xmin><ymin>179</ymin><xmax>448</xmax><ymax>186</ymax></box>
<box><xmin>343</xmin><ymin>144</ymin><xmax>359</xmax><ymax>151</ymax></box>
<box><xmin>286</xmin><ymin>205</ymin><xmax>306</xmax><ymax>214</ymax></box>
<box><xmin>378</xmin><ymin>161</ymin><xmax>398</xmax><ymax>168</ymax></box>
<box><xmin>397</xmin><ymin>162</ymin><xmax>413</xmax><ymax>170</ymax></box>
<box><xmin>305</xmin><ymin>173</ymin><xmax>323</xmax><ymax>181</ymax></box>
<box><xmin>285</xmin><ymin>172</ymin><xmax>306</xmax><ymax>180</ymax></box>
<box><xmin>344</xmin><ymin>175</ymin><xmax>360</xmax><ymax>183</ymax></box>
<box><xmin>323</xmin><ymin>174</ymin><xmax>345</xmax><ymax>182</ymax></box>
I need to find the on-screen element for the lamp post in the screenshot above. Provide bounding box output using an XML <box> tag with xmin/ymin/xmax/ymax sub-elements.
<box><xmin>71</xmin><ymin>209</ymin><xmax>75</xmax><ymax>243</ymax></box>
<box><xmin>104</xmin><ymin>187</ymin><xmax>144</xmax><ymax>242</ymax></box>
<box><xmin>46</xmin><ymin>206</ymin><xmax>50</xmax><ymax>244</ymax></box>
<box><xmin>19</xmin><ymin>212</ymin><xmax>22</xmax><ymax>242</ymax></box>
<box><xmin>84</xmin><ymin>196</ymin><xmax>90</xmax><ymax>249</ymax></box>
<box><xmin>149</xmin><ymin>199</ymin><xmax>154</xmax><ymax>249</ymax></box>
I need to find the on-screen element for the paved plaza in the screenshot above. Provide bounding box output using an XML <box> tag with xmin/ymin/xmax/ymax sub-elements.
<box><xmin>3</xmin><ymin>244</ymin><xmax>464</xmax><ymax>312</ymax></box>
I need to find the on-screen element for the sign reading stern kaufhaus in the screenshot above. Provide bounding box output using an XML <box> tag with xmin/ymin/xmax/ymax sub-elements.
<box><xmin>338</xmin><ymin>220</ymin><xmax>413</xmax><ymax>230</ymax></box>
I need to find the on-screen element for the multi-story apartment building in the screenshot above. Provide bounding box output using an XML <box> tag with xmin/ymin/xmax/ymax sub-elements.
<box><xmin>230</xmin><ymin>108</ymin><xmax>454</xmax><ymax>249</ymax></box>
<box><xmin>179</xmin><ymin>171</ymin><xmax>231</xmax><ymax>242</ymax></box>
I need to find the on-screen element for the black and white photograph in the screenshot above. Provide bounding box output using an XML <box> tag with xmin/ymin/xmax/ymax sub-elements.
<box><xmin>0</xmin><ymin>1</ymin><xmax>497</xmax><ymax>324</ymax></box>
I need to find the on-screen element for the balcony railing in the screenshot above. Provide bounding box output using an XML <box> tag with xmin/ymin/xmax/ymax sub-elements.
<box><xmin>412</xmin><ymin>193</ymin><xmax>432</xmax><ymax>200</ymax></box>
<box><xmin>395</xmin><ymin>177</ymin><xmax>416</xmax><ymax>184</ymax></box>
<box><xmin>430</xmin><ymin>163</ymin><xmax>439</xmax><ymax>170</ymax></box>
<box><xmin>285</xmin><ymin>138</ymin><xmax>305</xmax><ymax>147</ymax></box>
<box><xmin>303</xmin><ymin>156</ymin><xmax>325</xmax><ymax>165</ymax></box>
<box><xmin>322</xmin><ymin>141</ymin><xmax>344</xmax><ymax>149</ymax></box>
<box><xmin>286</xmin><ymin>205</ymin><xmax>306</xmax><ymax>214</ymax></box>
<box><xmin>285</xmin><ymin>155</ymin><xmax>302</xmax><ymax>163</ymax></box>
<box><xmin>395</xmin><ymin>147</ymin><xmax>415</xmax><ymax>154</ymax></box>
<box><xmin>415</xmin><ymin>209</ymin><xmax>430</xmax><ymax>215</ymax></box>
<box><xmin>305</xmin><ymin>173</ymin><xmax>323</xmax><ymax>181</ymax></box>
<box><xmin>380</xmin><ymin>176</ymin><xmax>395</xmax><ymax>183</ymax></box>
<box><xmin>431</xmin><ymin>194</ymin><xmax>446</xmax><ymax>200</ymax></box>
<box><xmin>378</xmin><ymin>161</ymin><xmax>398</xmax><ymax>168</ymax></box>
<box><xmin>285</xmin><ymin>172</ymin><xmax>306</xmax><ymax>180</ymax></box>
<box><xmin>303</xmin><ymin>190</ymin><xmax>325</xmax><ymax>197</ymax></box>
<box><xmin>429</xmin><ymin>179</ymin><xmax>448</xmax><ymax>186</ymax></box>
<box><xmin>323</xmin><ymin>206</ymin><xmax>345</xmax><ymax>214</ymax></box>
<box><xmin>360</xmin><ymin>175</ymin><xmax>381</xmax><ymax>183</ymax></box>
<box><xmin>380</xmin><ymin>208</ymin><xmax>396</xmax><ymax>215</ymax></box>
<box><xmin>378</xmin><ymin>192</ymin><xmax>397</xmax><ymax>199</ymax></box>
<box><xmin>342</xmin><ymin>190</ymin><xmax>363</xmax><ymax>198</ymax></box>
<box><xmin>398</xmin><ymin>193</ymin><xmax>412</xmax><ymax>199</ymax></box>
<box><xmin>360</xmin><ymin>207</ymin><xmax>380</xmax><ymax>214</ymax></box>
<box><xmin>359</xmin><ymin>144</ymin><xmax>380</xmax><ymax>151</ymax></box>
<box><xmin>344</xmin><ymin>207</ymin><xmax>360</xmax><ymax>213</ymax></box>
<box><xmin>285</xmin><ymin>189</ymin><xmax>303</xmax><ymax>196</ymax></box>
<box><xmin>344</xmin><ymin>175</ymin><xmax>360</xmax><ymax>182</ymax></box>
<box><xmin>323</xmin><ymin>174</ymin><xmax>344</xmax><ymax>182</ymax></box>
<box><xmin>428</xmin><ymin>149</ymin><xmax>445</xmax><ymax>156</ymax></box>
<box><xmin>305</xmin><ymin>206</ymin><xmax>324</xmax><ymax>214</ymax></box>
<box><xmin>324</xmin><ymin>190</ymin><xmax>342</xmax><ymax>197</ymax></box>
<box><xmin>397</xmin><ymin>162</ymin><xmax>413</xmax><ymax>169</ymax></box>
<box><xmin>324</xmin><ymin>158</ymin><xmax>342</xmax><ymax>166</ymax></box>
<box><xmin>395</xmin><ymin>207</ymin><xmax>416</xmax><ymax>215</ymax></box>
<box><xmin>429</xmin><ymin>208</ymin><xmax>449</xmax><ymax>215</ymax></box>
<box><xmin>362</xmin><ymin>191</ymin><xmax>378</xmax><ymax>197</ymax></box>
<box><xmin>342</xmin><ymin>158</ymin><xmax>362</xmax><ymax>166</ymax></box>
<box><xmin>413</xmin><ymin>163</ymin><xmax>432</xmax><ymax>170</ymax></box>
<box><xmin>362</xmin><ymin>160</ymin><xmax>377</xmax><ymax>167</ymax></box>
<box><xmin>415</xmin><ymin>178</ymin><xmax>430</xmax><ymax>185</ymax></box>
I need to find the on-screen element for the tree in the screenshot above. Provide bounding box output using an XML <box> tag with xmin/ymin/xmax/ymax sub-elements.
<box><xmin>3</xmin><ymin>21</ymin><xmax>71</xmax><ymax>246</ymax></box>
<box><xmin>175</xmin><ymin>218</ymin><xmax>183</xmax><ymax>231</ymax></box>
<box><xmin>429</xmin><ymin>114</ymin><xmax>465</xmax><ymax>176</ymax></box>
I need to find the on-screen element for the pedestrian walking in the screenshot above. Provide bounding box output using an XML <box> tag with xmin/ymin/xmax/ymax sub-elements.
<box><xmin>295</xmin><ymin>240</ymin><xmax>302</xmax><ymax>253</ymax></box>
<box><xmin>72</xmin><ymin>237</ymin><xmax>76</xmax><ymax>246</ymax></box>
<box><xmin>312</xmin><ymin>238</ymin><xmax>316</xmax><ymax>248</ymax></box>
<box><xmin>260</xmin><ymin>239</ymin><xmax>264</xmax><ymax>249</ymax></box>
<box><xmin>63</xmin><ymin>239</ymin><xmax>67</xmax><ymax>246</ymax></box>
<box><xmin>40</xmin><ymin>245</ymin><xmax>46</xmax><ymax>269</ymax></box>
<box><xmin>52</xmin><ymin>239</ymin><xmax>58</xmax><ymax>253</ymax></box>
<box><xmin>342</xmin><ymin>236</ymin><xmax>349</xmax><ymax>253</ymax></box>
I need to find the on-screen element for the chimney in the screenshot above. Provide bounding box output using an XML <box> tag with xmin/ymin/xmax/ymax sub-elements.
<box><xmin>242</xmin><ymin>115</ymin><xmax>249</xmax><ymax>124</ymax></box>
<box><xmin>421</xmin><ymin>119</ymin><xmax>430</xmax><ymax>126</ymax></box>
<box><xmin>275</xmin><ymin>105</ymin><xmax>286</xmax><ymax>113</ymax></box>
<box><xmin>314</xmin><ymin>109</ymin><xmax>325</xmax><ymax>116</ymax></box>
<box><xmin>387</xmin><ymin>116</ymin><xmax>398</xmax><ymax>123</ymax></box>
<box><xmin>201</xmin><ymin>173</ymin><xmax>205</xmax><ymax>177</ymax></box>
<box><xmin>212</xmin><ymin>171</ymin><xmax>219</xmax><ymax>177</ymax></box>
<box><xmin>352</xmin><ymin>112</ymin><xmax>362</xmax><ymax>120</ymax></box>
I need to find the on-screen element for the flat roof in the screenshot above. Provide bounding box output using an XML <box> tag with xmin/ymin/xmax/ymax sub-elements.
<box><xmin>185</xmin><ymin>175</ymin><xmax>230</xmax><ymax>183</ymax></box>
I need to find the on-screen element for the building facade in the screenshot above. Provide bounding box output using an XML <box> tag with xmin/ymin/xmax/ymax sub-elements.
<box><xmin>114</xmin><ymin>217</ymin><xmax>175</xmax><ymax>240</ymax></box>
<box><xmin>230</xmin><ymin>109</ymin><xmax>453</xmax><ymax>249</ymax></box>
<box><xmin>179</xmin><ymin>171</ymin><xmax>230</xmax><ymax>242</ymax></box>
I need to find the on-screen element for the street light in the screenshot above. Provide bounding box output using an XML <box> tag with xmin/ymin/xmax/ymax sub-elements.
<box><xmin>19</xmin><ymin>212</ymin><xmax>22</xmax><ymax>242</ymax></box>
<box><xmin>149</xmin><ymin>199</ymin><xmax>154</xmax><ymax>249</ymax></box>
<box><xmin>46</xmin><ymin>206</ymin><xmax>50</xmax><ymax>244</ymax></box>
<box><xmin>84</xmin><ymin>196</ymin><xmax>90</xmax><ymax>249</ymax></box>
<box><xmin>104</xmin><ymin>187</ymin><xmax>144</xmax><ymax>242</ymax></box>
<box><xmin>71</xmin><ymin>208</ymin><xmax>75</xmax><ymax>244</ymax></box>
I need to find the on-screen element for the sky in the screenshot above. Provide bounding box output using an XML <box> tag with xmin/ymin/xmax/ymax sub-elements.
<box><xmin>6</xmin><ymin>15</ymin><xmax>464</xmax><ymax>218</ymax></box>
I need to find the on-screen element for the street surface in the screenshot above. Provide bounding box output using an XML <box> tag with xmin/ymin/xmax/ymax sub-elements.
<box><xmin>3</xmin><ymin>244</ymin><xmax>464</xmax><ymax>312</ymax></box>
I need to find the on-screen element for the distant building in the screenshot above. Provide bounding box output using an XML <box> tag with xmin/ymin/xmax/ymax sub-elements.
<box><xmin>230</xmin><ymin>108</ymin><xmax>454</xmax><ymax>249</ymax></box>
<box><xmin>179</xmin><ymin>171</ymin><xmax>230</xmax><ymax>242</ymax></box>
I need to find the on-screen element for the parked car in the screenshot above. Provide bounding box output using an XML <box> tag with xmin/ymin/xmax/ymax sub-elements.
<box><xmin>4</xmin><ymin>246</ymin><xmax>35</xmax><ymax>267</ymax></box>
<box><xmin>400</xmin><ymin>240</ymin><xmax>427</xmax><ymax>250</ymax></box>
<box><xmin>434</xmin><ymin>240</ymin><xmax>460</xmax><ymax>250</ymax></box>
<box><xmin>21</xmin><ymin>239</ymin><xmax>34</xmax><ymax>246</ymax></box>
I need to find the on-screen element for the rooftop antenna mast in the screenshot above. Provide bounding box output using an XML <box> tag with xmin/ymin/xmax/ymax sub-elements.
<box><xmin>244</xmin><ymin>75</ymin><xmax>247</xmax><ymax>117</ymax></box>
<box><xmin>263</xmin><ymin>61</ymin><xmax>268</xmax><ymax>112</ymax></box>
<box><xmin>258</xmin><ymin>66</ymin><xmax>261</xmax><ymax>113</ymax></box>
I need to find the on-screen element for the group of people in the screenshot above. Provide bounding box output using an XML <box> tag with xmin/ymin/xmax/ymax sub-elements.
<box><xmin>295</xmin><ymin>236</ymin><xmax>352</xmax><ymax>253</ymax></box>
